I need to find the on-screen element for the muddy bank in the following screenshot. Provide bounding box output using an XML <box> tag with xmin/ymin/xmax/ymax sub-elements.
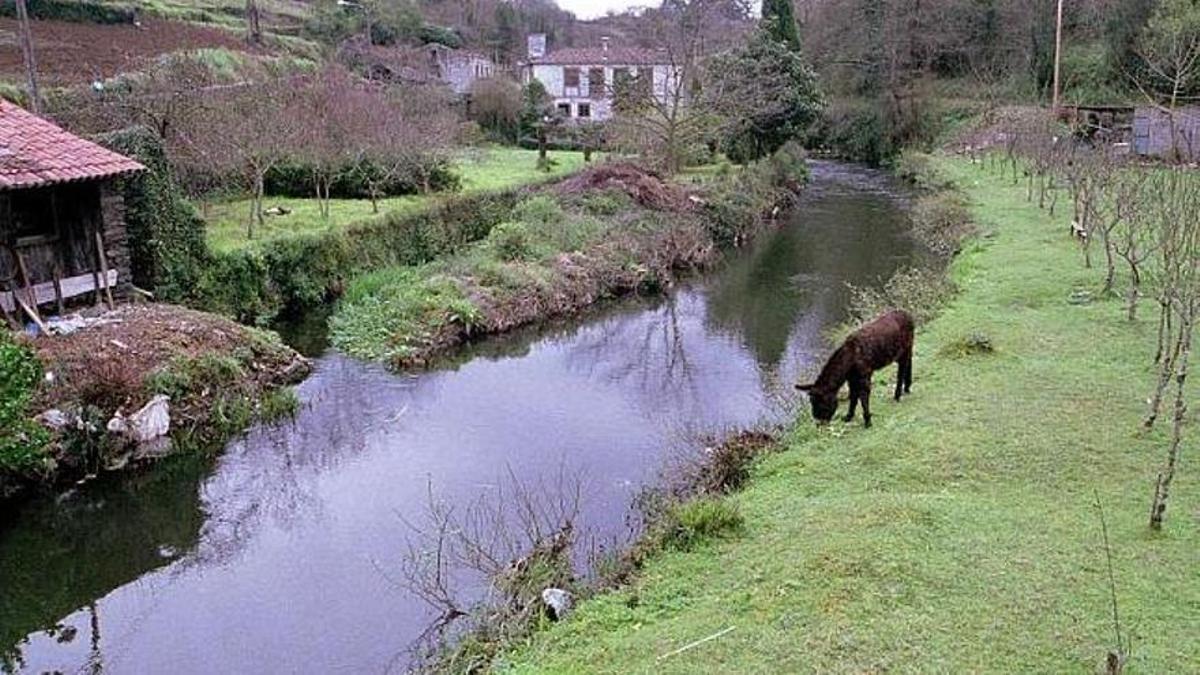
<box><xmin>1</xmin><ymin>304</ymin><xmax>309</xmax><ymax>503</ymax></box>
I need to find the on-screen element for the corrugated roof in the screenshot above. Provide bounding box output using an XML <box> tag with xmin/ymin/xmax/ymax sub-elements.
<box><xmin>531</xmin><ymin>46</ymin><xmax>671</xmax><ymax>66</ymax></box>
<box><xmin>0</xmin><ymin>100</ymin><xmax>145</xmax><ymax>190</ymax></box>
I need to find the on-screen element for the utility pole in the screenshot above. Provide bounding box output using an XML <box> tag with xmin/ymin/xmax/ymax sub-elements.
<box><xmin>1051</xmin><ymin>0</ymin><xmax>1064</xmax><ymax>114</ymax></box>
<box><xmin>14</xmin><ymin>0</ymin><xmax>41</xmax><ymax>114</ymax></box>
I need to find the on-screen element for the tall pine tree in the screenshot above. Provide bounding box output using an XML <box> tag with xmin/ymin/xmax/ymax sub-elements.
<box><xmin>762</xmin><ymin>0</ymin><xmax>801</xmax><ymax>50</ymax></box>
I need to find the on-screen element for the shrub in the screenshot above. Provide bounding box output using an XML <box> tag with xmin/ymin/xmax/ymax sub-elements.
<box><xmin>805</xmin><ymin>98</ymin><xmax>892</xmax><ymax>165</ymax></box>
<box><xmin>848</xmin><ymin>266</ymin><xmax>957</xmax><ymax>326</ymax></box>
<box><xmin>911</xmin><ymin>192</ymin><xmax>975</xmax><ymax>257</ymax></box>
<box><xmin>0</xmin><ymin>0</ymin><xmax>136</xmax><ymax>24</ymax></box>
<box><xmin>659</xmin><ymin>498</ymin><xmax>744</xmax><ymax>551</ymax></box>
<box><xmin>97</xmin><ymin>127</ymin><xmax>209</xmax><ymax>300</ymax></box>
<box><xmin>941</xmin><ymin>332</ymin><xmax>996</xmax><ymax>357</ymax></box>
<box><xmin>0</xmin><ymin>335</ymin><xmax>49</xmax><ymax>477</ymax></box>
<box><xmin>487</xmin><ymin>222</ymin><xmax>535</xmax><ymax>262</ymax></box>
<box><xmin>513</xmin><ymin>195</ymin><xmax>566</xmax><ymax>227</ymax></box>
<box><xmin>263</xmin><ymin>157</ymin><xmax>460</xmax><ymax>199</ymax></box>
<box><xmin>69</xmin><ymin>357</ymin><xmax>145</xmax><ymax>413</ymax></box>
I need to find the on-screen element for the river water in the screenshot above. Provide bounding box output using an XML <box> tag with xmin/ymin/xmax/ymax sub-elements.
<box><xmin>0</xmin><ymin>162</ymin><xmax>919</xmax><ymax>674</ymax></box>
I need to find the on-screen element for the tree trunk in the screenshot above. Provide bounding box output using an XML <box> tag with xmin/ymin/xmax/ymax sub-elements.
<box><xmin>1102</xmin><ymin>233</ymin><xmax>1116</xmax><ymax>296</ymax></box>
<box><xmin>1126</xmin><ymin>265</ymin><xmax>1141</xmax><ymax>322</ymax></box>
<box><xmin>1145</xmin><ymin>312</ymin><xmax>1184</xmax><ymax>429</ymax></box>
<box><xmin>1149</xmin><ymin>312</ymin><xmax>1193</xmax><ymax>529</ymax></box>
<box><xmin>245</xmin><ymin>0</ymin><xmax>262</xmax><ymax>44</ymax></box>
<box><xmin>14</xmin><ymin>0</ymin><xmax>40</xmax><ymax>114</ymax></box>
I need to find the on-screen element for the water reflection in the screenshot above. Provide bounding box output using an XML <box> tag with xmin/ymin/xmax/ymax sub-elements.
<box><xmin>1</xmin><ymin>161</ymin><xmax>919</xmax><ymax>674</ymax></box>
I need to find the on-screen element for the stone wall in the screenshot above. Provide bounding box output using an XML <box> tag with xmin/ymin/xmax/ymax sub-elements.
<box><xmin>99</xmin><ymin>180</ymin><xmax>132</xmax><ymax>300</ymax></box>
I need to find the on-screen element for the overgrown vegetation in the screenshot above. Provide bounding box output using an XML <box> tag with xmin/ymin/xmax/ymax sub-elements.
<box><xmin>0</xmin><ymin>334</ymin><xmax>50</xmax><ymax>498</ymax></box>
<box><xmin>332</xmin><ymin>155</ymin><xmax>806</xmax><ymax>367</ymax></box>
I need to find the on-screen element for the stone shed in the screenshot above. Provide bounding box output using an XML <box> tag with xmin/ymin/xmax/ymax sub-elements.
<box><xmin>1133</xmin><ymin>106</ymin><xmax>1200</xmax><ymax>162</ymax></box>
<box><xmin>0</xmin><ymin>100</ymin><xmax>144</xmax><ymax>326</ymax></box>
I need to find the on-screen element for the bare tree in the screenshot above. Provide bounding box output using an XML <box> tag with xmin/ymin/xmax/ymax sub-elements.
<box><xmin>1145</xmin><ymin>169</ymin><xmax>1200</xmax><ymax>529</ymax></box>
<box><xmin>1130</xmin><ymin>0</ymin><xmax>1200</xmax><ymax>163</ymax></box>
<box><xmin>185</xmin><ymin>77</ymin><xmax>303</xmax><ymax>238</ymax></box>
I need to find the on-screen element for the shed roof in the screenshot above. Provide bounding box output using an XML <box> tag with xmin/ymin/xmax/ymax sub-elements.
<box><xmin>0</xmin><ymin>101</ymin><xmax>145</xmax><ymax>191</ymax></box>
<box><xmin>530</xmin><ymin>46</ymin><xmax>671</xmax><ymax>66</ymax></box>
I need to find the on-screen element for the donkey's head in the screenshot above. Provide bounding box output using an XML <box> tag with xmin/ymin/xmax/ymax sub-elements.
<box><xmin>796</xmin><ymin>383</ymin><xmax>837</xmax><ymax>423</ymax></box>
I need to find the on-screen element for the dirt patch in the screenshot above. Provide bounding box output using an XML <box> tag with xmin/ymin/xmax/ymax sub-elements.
<box><xmin>557</xmin><ymin>162</ymin><xmax>696</xmax><ymax>212</ymax></box>
<box><xmin>0</xmin><ymin>18</ymin><xmax>263</xmax><ymax>85</ymax></box>
<box><xmin>30</xmin><ymin>303</ymin><xmax>306</xmax><ymax>411</ymax></box>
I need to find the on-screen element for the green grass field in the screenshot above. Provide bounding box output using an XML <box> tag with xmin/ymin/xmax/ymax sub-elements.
<box><xmin>204</xmin><ymin>148</ymin><xmax>592</xmax><ymax>253</ymax></box>
<box><xmin>504</xmin><ymin>156</ymin><xmax>1199</xmax><ymax>672</ymax></box>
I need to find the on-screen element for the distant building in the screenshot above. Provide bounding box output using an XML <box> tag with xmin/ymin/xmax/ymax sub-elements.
<box><xmin>0</xmin><ymin>101</ymin><xmax>144</xmax><ymax>320</ymax></box>
<box><xmin>1133</xmin><ymin>106</ymin><xmax>1200</xmax><ymax>162</ymax></box>
<box><xmin>339</xmin><ymin>38</ymin><xmax>500</xmax><ymax>95</ymax></box>
<box><xmin>521</xmin><ymin>34</ymin><xmax>680</xmax><ymax>122</ymax></box>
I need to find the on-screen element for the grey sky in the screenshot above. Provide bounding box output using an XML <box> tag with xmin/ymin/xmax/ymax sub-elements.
<box><xmin>556</xmin><ymin>0</ymin><xmax>652</xmax><ymax>19</ymax></box>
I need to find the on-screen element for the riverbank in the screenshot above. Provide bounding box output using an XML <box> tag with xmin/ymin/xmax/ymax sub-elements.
<box><xmin>0</xmin><ymin>304</ymin><xmax>308</xmax><ymax>504</ymax></box>
<box><xmin>503</xmin><ymin>155</ymin><xmax>1199</xmax><ymax>671</ymax></box>
<box><xmin>331</xmin><ymin>154</ymin><xmax>806</xmax><ymax>368</ymax></box>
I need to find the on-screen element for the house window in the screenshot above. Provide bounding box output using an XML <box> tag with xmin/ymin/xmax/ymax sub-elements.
<box><xmin>577</xmin><ymin>102</ymin><xmax>591</xmax><ymax>118</ymax></box>
<box><xmin>588</xmin><ymin>67</ymin><xmax>605</xmax><ymax>95</ymax></box>
<box><xmin>557</xmin><ymin>102</ymin><xmax>572</xmax><ymax>117</ymax></box>
<box><xmin>564</xmin><ymin>67</ymin><xmax>581</xmax><ymax>88</ymax></box>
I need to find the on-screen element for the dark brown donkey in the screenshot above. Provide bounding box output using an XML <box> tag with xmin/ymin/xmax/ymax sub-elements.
<box><xmin>796</xmin><ymin>309</ymin><xmax>914</xmax><ymax>428</ymax></box>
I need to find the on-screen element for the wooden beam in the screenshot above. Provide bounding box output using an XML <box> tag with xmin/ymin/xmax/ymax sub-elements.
<box><xmin>14</xmin><ymin>249</ymin><xmax>43</xmax><ymax>326</ymax></box>
<box><xmin>94</xmin><ymin>231</ymin><xmax>114</xmax><ymax>310</ymax></box>
<box><xmin>0</xmin><ymin>269</ymin><xmax>118</xmax><ymax>313</ymax></box>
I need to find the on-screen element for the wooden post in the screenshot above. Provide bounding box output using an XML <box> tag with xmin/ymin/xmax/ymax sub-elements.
<box><xmin>14</xmin><ymin>250</ymin><xmax>47</xmax><ymax>331</ymax></box>
<box><xmin>94</xmin><ymin>231</ymin><xmax>114</xmax><ymax>310</ymax></box>
<box><xmin>14</xmin><ymin>0</ymin><xmax>41</xmax><ymax>114</ymax></box>
<box><xmin>51</xmin><ymin>262</ymin><xmax>65</xmax><ymax>315</ymax></box>
<box><xmin>1051</xmin><ymin>0</ymin><xmax>1064</xmax><ymax>114</ymax></box>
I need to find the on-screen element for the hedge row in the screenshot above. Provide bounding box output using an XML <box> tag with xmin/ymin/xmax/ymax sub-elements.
<box><xmin>263</xmin><ymin>158</ymin><xmax>461</xmax><ymax>200</ymax></box>
<box><xmin>0</xmin><ymin>0</ymin><xmax>136</xmax><ymax>24</ymax></box>
<box><xmin>191</xmin><ymin>188</ymin><xmax>526</xmax><ymax>323</ymax></box>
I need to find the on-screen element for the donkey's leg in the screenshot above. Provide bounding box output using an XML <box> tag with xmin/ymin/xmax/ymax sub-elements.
<box><xmin>894</xmin><ymin>361</ymin><xmax>905</xmax><ymax>401</ymax></box>
<box><xmin>901</xmin><ymin>350</ymin><xmax>913</xmax><ymax>394</ymax></box>
<box><xmin>844</xmin><ymin>384</ymin><xmax>859</xmax><ymax>422</ymax></box>
<box><xmin>861</xmin><ymin>382</ymin><xmax>873</xmax><ymax>428</ymax></box>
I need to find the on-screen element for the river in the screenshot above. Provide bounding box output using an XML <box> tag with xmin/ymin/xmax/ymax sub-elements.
<box><xmin>0</xmin><ymin>161</ymin><xmax>920</xmax><ymax>674</ymax></box>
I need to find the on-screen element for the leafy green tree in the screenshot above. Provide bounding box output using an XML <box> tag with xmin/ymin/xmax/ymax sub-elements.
<box><xmin>706</xmin><ymin>27</ymin><xmax>824</xmax><ymax>161</ymax></box>
<box><xmin>761</xmin><ymin>0</ymin><xmax>801</xmax><ymax>51</ymax></box>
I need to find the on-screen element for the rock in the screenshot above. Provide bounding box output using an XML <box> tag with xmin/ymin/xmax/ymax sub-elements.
<box><xmin>541</xmin><ymin>588</ymin><xmax>574</xmax><ymax>621</ymax></box>
<box><xmin>35</xmin><ymin>409</ymin><xmax>73</xmax><ymax>431</ymax></box>
<box><xmin>108</xmin><ymin>395</ymin><xmax>171</xmax><ymax>444</ymax></box>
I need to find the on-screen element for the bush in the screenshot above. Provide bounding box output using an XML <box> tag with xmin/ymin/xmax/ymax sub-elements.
<box><xmin>805</xmin><ymin>98</ymin><xmax>893</xmax><ymax>165</ymax></box>
<box><xmin>487</xmin><ymin>222</ymin><xmax>535</xmax><ymax>262</ymax></box>
<box><xmin>848</xmin><ymin>266</ymin><xmax>957</xmax><ymax>326</ymax></box>
<box><xmin>263</xmin><ymin>157</ymin><xmax>461</xmax><ymax>200</ymax></box>
<box><xmin>659</xmin><ymin>498</ymin><xmax>744</xmax><ymax>551</ymax></box>
<box><xmin>97</xmin><ymin>127</ymin><xmax>209</xmax><ymax>301</ymax></box>
<box><xmin>0</xmin><ymin>0</ymin><xmax>136</xmax><ymax>24</ymax></box>
<box><xmin>911</xmin><ymin>192</ymin><xmax>975</xmax><ymax>257</ymax></box>
<box><xmin>0</xmin><ymin>335</ymin><xmax>49</xmax><ymax>479</ymax></box>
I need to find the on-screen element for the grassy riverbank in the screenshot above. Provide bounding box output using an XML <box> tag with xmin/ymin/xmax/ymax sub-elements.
<box><xmin>204</xmin><ymin>149</ymin><xmax>591</xmax><ymax>253</ymax></box>
<box><xmin>331</xmin><ymin>154</ymin><xmax>805</xmax><ymax>368</ymax></box>
<box><xmin>504</xmin><ymin>155</ymin><xmax>1199</xmax><ymax>672</ymax></box>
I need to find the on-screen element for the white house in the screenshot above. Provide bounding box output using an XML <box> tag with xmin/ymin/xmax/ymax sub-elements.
<box><xmin>521</xmin><ymin>35</ymin><xmax>680</xmax><ymax>122</ymax></box>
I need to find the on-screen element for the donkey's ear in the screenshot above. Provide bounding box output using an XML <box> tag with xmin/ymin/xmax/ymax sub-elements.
<box><xmin>795</xmin><ymin>383</ymin><xmax>814</xmax><ymax>392</ymax></box>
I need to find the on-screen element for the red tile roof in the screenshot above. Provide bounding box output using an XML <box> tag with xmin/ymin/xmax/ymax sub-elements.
<box><xmin>531</xmin><ymin>46</ymin><xmax>672</xmax><ymax>66</ymax></box>
<box><xmin>0</xmin><ymin>100</ymin><xmax>145</xmax><ymax>190</ymax></box>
